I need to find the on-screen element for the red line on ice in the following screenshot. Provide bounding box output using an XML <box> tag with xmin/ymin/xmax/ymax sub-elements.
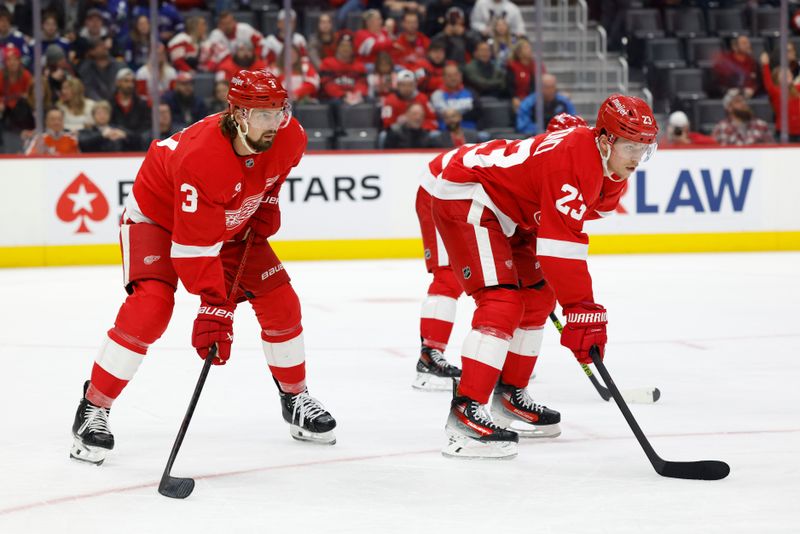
<box><xmin>1</xmin><ymin>428</ymin><xmax>798</xmax><ymax>516</ymax></box>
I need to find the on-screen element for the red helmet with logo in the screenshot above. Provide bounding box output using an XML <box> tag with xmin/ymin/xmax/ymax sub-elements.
<box><xmin>547</xmin><ymin>113</ymin><xmax>588</xmax><ymax>132</ymax></box>
<box><xmin>227</xmin><ymin>69</ymin><xmax>288</xmax><ymax>110</ymax></box>
<box><xmin>595</xmin><ymin>94</ymin><xmax>658</xmax><ymax>144</ymax></box>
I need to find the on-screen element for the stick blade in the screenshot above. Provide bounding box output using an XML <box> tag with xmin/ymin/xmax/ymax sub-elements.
<box><xmin>622</xmin><ymin>387</ymin><xmax>661</xmax><ymax>404</ymax></box>
<box><xmin>658</xmin><ymin>460</ymin><xmax>730</xmax><ymax>481</ymax></box>
<box><xmin>158</xmin><ymin>476</ymin><xmax>196</xmax><ymax>499</ymax></box>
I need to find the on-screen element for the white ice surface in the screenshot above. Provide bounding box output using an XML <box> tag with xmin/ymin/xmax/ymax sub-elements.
<box><xmin>0</xmin><ymin>253</ymin><xmax>798</xmax><ymax>533</ymax></box>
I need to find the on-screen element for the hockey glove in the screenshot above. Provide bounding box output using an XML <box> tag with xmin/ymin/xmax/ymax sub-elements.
<box><xmin>192</xmin><ymin>302</ymin><xmax>236</xmax><ymax>365</ymax></box>
<box><xmin>560</xmin><ymin>303</ymin><xmax>607</xmax><ymax>364</ymax></box>
<box><xmin>248</xmin><ymin>201</ymin><xmax>281</xmax><ymax>243</ymax></box>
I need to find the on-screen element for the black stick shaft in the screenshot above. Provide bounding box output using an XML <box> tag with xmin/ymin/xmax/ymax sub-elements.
<box><xmin>590</xmin><ymin>347</ymin><xmax>664</xmax><ymax>470</ymax></box>
<box><xmin>158</xmin><ymin>233</ymin><xmax>254</xmax><ymax>496</ymax></box>
<box><xmin>160</xmin><ymin>345</ymin><xmax>216</xmax><ymax>481</ymax></box>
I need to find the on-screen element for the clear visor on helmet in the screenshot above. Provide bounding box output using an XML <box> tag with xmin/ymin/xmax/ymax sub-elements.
<box><xmin>613</xmin><ymin>138</ymin><xmax>657</xmax><ymax>162</ymax></box>
<box><xmin>243</xmin><ymin>104</ymin><xmax>292</xmax><ymax>130</ymax></box>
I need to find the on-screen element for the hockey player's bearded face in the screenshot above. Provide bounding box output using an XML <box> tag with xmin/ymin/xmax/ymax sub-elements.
<box><xmin>237</xmin><ymin>108</ymin><xmax>284</xmax><ymax>151</ymax></box>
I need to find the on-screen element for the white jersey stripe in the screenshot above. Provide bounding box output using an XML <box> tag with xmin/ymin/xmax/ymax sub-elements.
<box><xmin>123</xmin><ymin>189</ymin><xmax>156</xmax><ymax>224</ymax></box>
<box><xmin>121</xmin><ymin>224</ymin><xmax>131</xmax><ymax>287</ymax></box>
<box><xmin>421</xmin><ymin>295</ymin><xmax>458</xmax><ymax>322</ymax></box>
<box><xmin>170</xmin><ymin>241</ymin><xmax>223</xmax><ymax>258</ymax></box>
<box><xmin>468</xmin><ymin>201</ymin><xmax>498</xmax><ymax>286</ymax></box>
<box><xmin>262</xmin><ymin>333</ymin><xmax>306</xmax><ymax>368</ymax></box>
<box><xmin>595</xmin><ymin>209</ymin><xmax>615</xmax><ymax>218</ymax></box>
<box><xmin>435</xmin><ymin>227</ymin><xmax>449</xmax><ymax>267</ymax></box>
<box><xmin>432</xmin><ymin>179</ymin><xmax>518</xmax><ymax>237</ymax></box>
<box><xmin>508</xmin><ymin>326</ymin><xmax>544</xmax><ymax>357</ymax></box>
<box><xmin>95</xmin><ymin>337</ymin><xmax>145</xmax><ymax>381</ymax></box>
<box><xmin>461</xmin><ymin>329</ymin><xmax>509</xmax><ymax>370</ymax></box>
<box><xmin>536</xmin><ymin>238</ymin><xmax>589</xmax><ymax>261</ymax></box>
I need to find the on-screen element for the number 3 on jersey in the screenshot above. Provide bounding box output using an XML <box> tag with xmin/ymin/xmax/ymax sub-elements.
<box><xmin>180</xmin><ymin>183</ymin><xmax>198</xmax><ymax>213</ymax></box>
<box><xmin>555</xmin><ymin>184</ymin><xmax>586</xmax><ymax>220</ymax></box>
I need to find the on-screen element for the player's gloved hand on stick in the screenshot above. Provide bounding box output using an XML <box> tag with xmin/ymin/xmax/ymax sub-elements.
<box><xmin>247</xmin><ymin>207</ymin><xmax>280</xmax><ymax>243</ymax></box>
<box><xmin>560</xmin><ymin>302</ymin><xmax>607</xmax><ymax>364</ymax></box>
<box><xmin>192</xmin><ymin>302</ymin><xmax>236</xmax><ymax>365</ymax></box>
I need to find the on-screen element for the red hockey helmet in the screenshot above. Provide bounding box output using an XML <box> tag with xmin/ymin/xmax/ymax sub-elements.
<box><xmin>595</xmin><ymin>94</ymin><xmax>658</xmax><ymax>144</ymax></box>
<box><xmin>547</xmin><ymin>113</ymin><xmax>588</xmax><ymax>132</ymax></box>
<box><xmin>228</xmin><ymin>69</ymin><xmax>289</xmax><ymax>110</ymax></box>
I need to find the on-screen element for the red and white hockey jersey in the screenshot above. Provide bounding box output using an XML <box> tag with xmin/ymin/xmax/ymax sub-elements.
<box><xmin>205</xmin><ymin>24</ymin><xmax>264</xmax><ymax>66</ymax></box>
<box><xmin>125</xmin><ymin>114</ymin><xmax>307</xmax><ymax>305</ymax></box>
<box><xmin>380</xmin><ymin>91</ymin><xmax>438</xmax><ymax>130</ymax></box>
<box><xmin>168</xmin><ymin>31</ymin><xmax>214</xmax><ymax>72</ymax></box>
<box><xmin>434</xmin><ymin>127</ymin><xmax>610</xmax><ymax>306</ymax></box>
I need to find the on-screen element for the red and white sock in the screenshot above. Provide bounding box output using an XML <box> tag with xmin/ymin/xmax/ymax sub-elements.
<box><xmin>458</xmin><ymin>329</ymin><xmax>510</xmax><ymax>404</ymax></box>
<box><xmin>420</xmin><ymin>294</ymin><xmax>457</xmax><ymax>350</ymax></box>
<box><xmin>262</xmin><ymin>327</ymin><xmax>306</xmax><ymax>394</ymax></box>
<box><xmin>87</xmin><ymin>333</ymin><xmax>147</xmax><ymax>408</ymax></box>
<box><xmin>500</xmin><ymin>325</ymin><xmax>544</xmax><ymax>388</ymax></box>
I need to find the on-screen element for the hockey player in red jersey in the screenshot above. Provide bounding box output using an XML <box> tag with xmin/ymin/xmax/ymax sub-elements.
<box><xmin>70</xmin><ymin>69</ymin><xmax>337</xmax><ymax>465</ymax></box>
<box><xmin>413</xmin><ymin>114</ymin><xmax>589</xmax><ymax>392</ymax></box>
<box><xmin>431</xmin><ymin>96</ymin><xmax>658</xmax><ymax>459</ymax></box>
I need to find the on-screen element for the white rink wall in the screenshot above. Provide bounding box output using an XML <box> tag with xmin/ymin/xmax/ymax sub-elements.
<box><xmin>1</xmin><ymin>146</ymin><xmax>799</xmax><ymax>266</ymax></box>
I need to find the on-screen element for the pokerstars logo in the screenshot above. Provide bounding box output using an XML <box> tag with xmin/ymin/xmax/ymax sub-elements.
<box><xmin>55</xmin><ymin>173</ymin><xmax>110</xmax><ymax>233</ymax></box>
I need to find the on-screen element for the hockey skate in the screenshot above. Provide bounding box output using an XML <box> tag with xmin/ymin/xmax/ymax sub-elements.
<box><xmin>70</xmin><ymin>381</ymin><xmax>114</xmax><ymax>465</ymax></box>
<box><xmin>443</xmin><ymin>395</ymin><xmax>519</xmax><ymax>459</ymax></box>
<box><xmin>278</xmin><ymin>384</ymin><xmax>337</xmax><ymax>445</ymax></box>
<box><xmin>490</xmin><ymin>381</ymin><xmax>561</xmax><ymax>438</ymax></box>
<box><xmin>412</xmin><ymin>346</ymin><xmax>462</xmax><ymax>391</ymax></box>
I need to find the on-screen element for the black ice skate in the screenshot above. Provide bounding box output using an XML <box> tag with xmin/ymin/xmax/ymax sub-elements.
<box><xmin>443</xmin><ymin>395</ymin><xmax>519</xmax><ymax>459</ymax></box>
<box><xmin>490</xmin><ymin>381</ymin><xmax>561</xmax><ymax>438</ymax></box>
<box><xmin>70</xmin><ymin>381</ymin><xmax>114</xmax><ymax>465</ymax></box>
<box><xmin>277</xmin><ymin>382</ymin><xmax>337</xmax><ymax>445</ymax></box>
<box><xmin>412</xmin><ymin>345</ymin><xmax>462</xmax><ymax>391</ymax></box>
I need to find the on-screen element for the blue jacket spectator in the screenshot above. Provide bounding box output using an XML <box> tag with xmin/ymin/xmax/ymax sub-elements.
<box><xmin>0</xmin><ymin>8</ymin><xmax>31</xmax><ymax>67</ymax></box>
<box><xmin>430</xmin><ymin>63</ymin><xmax>481</xmax><ymax>130</ymax></box>
<box><xmin>40</xmin><ymin>13</ymin><xmax>71</xmax><ymax>58</ymax></box>
<box><xmin>131</xmin><ymin>2</ymin><xmax>184</xmax><ymax>44</ymax></box>
<box><xmin>516</xmin><ymin>73</ymin><xmax>575</xmax><ymax>135</ymax></box>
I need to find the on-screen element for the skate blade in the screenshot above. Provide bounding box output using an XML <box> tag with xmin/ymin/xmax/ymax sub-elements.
<box><xmin>412</xmin><ymin>372</ymin><xmax>454</xmax><ymax>392</ymax></box>
<box><xmin>492</xmin><ymin>412</ymin><xmax>562</xmax><ymax>439</ymax></box>
<box><xmin>290</xmin><ymin>425</ymin><xmax>336</xmax><ymax>445</ymax></box>
<box><xmin>441</xmin><ymin>431</ymin><xmax>518</xmax><ymax>460</ymax></box>
<box><xmin>70</xmin><ymin>438</ymin><xmax>109</xmax><ymax>465</ymax></box>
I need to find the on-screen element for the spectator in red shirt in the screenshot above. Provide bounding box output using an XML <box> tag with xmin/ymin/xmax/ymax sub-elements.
<box><xmin>760</xmin><ymin>51</ymin><xmax>800</xmax><ymax>142</ymax></box>
<box><xmin>168</xmin><ymin>15</ymin><xmax>213</xmax><ymax>72</ymax></box>
<box><xmin>354</xmin><ymin>9</ymin><xmax>394</xmax><ymax>67</ymax></box>
<box><xmin>507</xmin><ymin>38</ymin><xmax>544</xmax><ymax>112</ymax></box>
<box><xmin>415</xmin><ymin>40</ymin><xmax>447</xmax><ymax>95</ymax></box>
<box><xmin>274</xmin><ymin>44</ymin><xmax>320</xmax><ymax>104</ymax></box>
<box><xmin>368</xmin><ymin>51</ymin><xmax>399</xmax><ymax>100</ymax></box>
<box><xmin>392</xmin><ymin>10</ymin><xmax>429</xmax><ymax>66</ymax></box>
<box><xmin>660</xmin><ymin>111</ymin><xmax>717</xmax><ymax>146</ymax></box>
<box><xmin>215</xmin><ymin>40</ymin><xmax>267</xmax><ymax>82</ymax></box>
<box><xmin>307</xmin><ymin>13</ymin><xmax>340</xmax><ymax>70</ymax></box>
<box><xmin>320</xmin><ymin>34</ymin><xmax>368</xmax><ymax>104</ymax></box>
<box><xmin>381</xmin><ymin>69</ymin><xmax>438</xmax><ymax>130</ymax></box>
<box><xmin>0</xmin><ymin>43</ymin><xmax>32</xmax><ymax>130</ymax></box>
<box><xmin>712</xmin><ymin>35</ymin><xmax>760</xmax><ymax>98</ymax></box>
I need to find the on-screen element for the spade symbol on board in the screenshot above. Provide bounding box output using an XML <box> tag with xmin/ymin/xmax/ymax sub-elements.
<box><xmin>55</xmin><ymin>173</ymin><xmax>110</xmax><ymax>233</ymax></box>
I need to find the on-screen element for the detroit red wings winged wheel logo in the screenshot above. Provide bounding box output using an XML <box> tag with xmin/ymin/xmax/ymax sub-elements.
<box><xmin>56</xmin><ymin>173</ymin><xmax>110</xmax><ymax>233</ymax></box>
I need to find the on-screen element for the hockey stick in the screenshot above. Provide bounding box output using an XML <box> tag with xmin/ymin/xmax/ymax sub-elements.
<box><xmin>549</xmin><ymin>312</ymin><xmax>660</xmax><ymax>404</ymax></box>
<box><xmin>590</xmin><ymin>346</ymin><xmax>729</xmax><ymax>480</ymax></box>
<box><xmin>158</xmin><ymin>233</ymin><xmax>254</xmax><ymax>499</ymax></box>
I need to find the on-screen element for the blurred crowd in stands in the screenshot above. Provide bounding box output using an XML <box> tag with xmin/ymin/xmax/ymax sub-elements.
<box><xmin>1</xmin><ymin>0</ymin><xmax>799</xmax><ymax>154</ymax></box>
